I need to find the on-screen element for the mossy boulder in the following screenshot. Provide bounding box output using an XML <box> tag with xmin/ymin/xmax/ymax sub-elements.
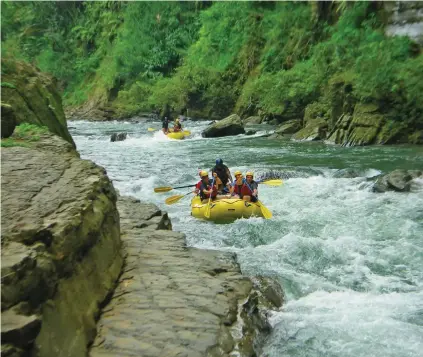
<box><xmin>202</xmin><ymin>114</ymin><xmax>245</xmax><ymax>138</ymax></box>
<box><xmin>292</xmin><ymin>119</ymin><xmax>328</xmax><ymax>141</ymax></box>
<box><xmin>1</xmin><ymin>58</ymin><xmax>75</xmax><ymax>147</ymax></box>
<box><xmin>270</xmin><ymin>119</ymin><xmax>302</xmax><ymax>139</ymax></box>
<box><xmin>243</xmin><ymin>116</ymin><xmax>262</xmax><ymax>125</ymax></box>
<box><xmin>408</xmin><ymin>130</ymin><xmax>423</xmax><ymax>144</ymax></box>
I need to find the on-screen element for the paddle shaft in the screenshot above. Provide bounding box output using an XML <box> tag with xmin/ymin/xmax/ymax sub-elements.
<box><xmin>173</xmin><ymin>184</ymin><xmax>196</xmax><ymax>190</ymax></box>
<box><xmin>165</xmin><ymin>191</ymin><xmax>193</xmax><ymax>205</ymax></box>
<box><xmin>243</xmin><ymin>179</ymin><xmax>258</xmax><ymax>198</ymax></box>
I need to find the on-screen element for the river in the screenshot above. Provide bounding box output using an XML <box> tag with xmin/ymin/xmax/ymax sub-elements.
<box><xmin>69</xmin><ymin>118</ymin><xmax>423</xmax><ymax>357</ymax></box>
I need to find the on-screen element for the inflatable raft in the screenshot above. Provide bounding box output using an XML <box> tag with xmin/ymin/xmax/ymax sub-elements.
<box><xmin>166</xmin><ymin>130</ymin><xmax>191</xmax><ymax>140</ymax></box>
<box><xmin>191</xmin><ymin>196</ymin><xmax>263</xmax><ymax>222</ymax></box>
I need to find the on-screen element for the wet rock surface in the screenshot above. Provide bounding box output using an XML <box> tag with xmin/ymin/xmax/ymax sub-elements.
<box><xmin>110</xmin><ymin>132</ymin><xmax>127</xmax><ymax>142</ymax></box>
<box><xmin>373</xmin><ymin>169</ymin><xmax>423</xmax><ymax>192</ymax></box>
<box><xmin>90</xmin><ymin>197</ymin><xmax>282</xmax><ymax>357</ymax></box>
<box><xmin>202</xmin><ymin>114</ymin><xmax>245</xmax><ymax>138</ymax></box>
<box><xmin>1</xmin><ymin>133</ymin><xmax>122</xmax><ymax>357</ymax></box>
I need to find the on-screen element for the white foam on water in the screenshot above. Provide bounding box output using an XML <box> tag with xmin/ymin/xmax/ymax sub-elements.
<box><xmin>69</xmin><ymin>119</ymin><xmax>423</xmax><ymax>357</ymax></box>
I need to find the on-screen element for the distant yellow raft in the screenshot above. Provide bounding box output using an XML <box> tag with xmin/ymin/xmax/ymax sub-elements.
<box><xmin>166</xmin><ymin>130</ymin><xmax>191</xmax><ymax>140</ymax></box>
<box><xmin>191</xmin><ymin>196</ymin><xmax>264</xmax><ymax>222</ymax></box>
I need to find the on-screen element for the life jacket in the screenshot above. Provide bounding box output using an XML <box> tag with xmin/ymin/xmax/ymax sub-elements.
<box><xmin>213</xmin><ymin>165</ymin><xmax>229</xmax><ymax>185</ymax></box>
<box><xmin>198</xmin><ymin>180</ymin><xmax>217</xmax><ymax>200</ymax></box>
<box><xmin>232</xmin><ymin>180</ymin><xmax>245</xmax><ymax>198</ymax></box>
<box><xmin>242</xmin><ymin>180</ymin><xmax>257</xmax><ymax>197</ymax></box>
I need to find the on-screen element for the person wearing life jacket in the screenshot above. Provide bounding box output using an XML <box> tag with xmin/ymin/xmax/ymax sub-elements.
<box><xmin>195</xmin><ymin>170</ymin><xmax>218</xmax><ymax>202</ymax></box>
<box><xmin>173</xmin><ymin>118</ymin><xmax>182</xmax><ymax>132</ymax></box>
<box><xmin>242</xmin><ymin>171</ymin><xmax>258</xmax><ymax>202</ymax></box>
<box><xmin>211</xmin><ymin>158</ymin><xmax>233</xmax><ymax>194</ymax></box>
<box><xmin>231</xmin><ymin>171</ymin><xmax>245</xmax><ymax>199</ymax></box>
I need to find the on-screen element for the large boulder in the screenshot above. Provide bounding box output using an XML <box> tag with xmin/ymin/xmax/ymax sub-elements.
<box><xmin>202</xmin><ymin>114</ymin><xmax>245</xmax><ymax>138</ymax></box>
<box><xmin>1</xmin><ymin>102</ymin><xmax>16</xmax><ymax>138</ymax></box>
<box><xmin>1</xmin><ymin>58</ymin><xmax>75</xmax><ymax>147</ymax></box>
<box><xmin>243</xmin><ymin>116</ymin><xmax>262</xmax><ymax>125</ymax></box>
<box><xmin>373</xmin><ymin>169</ymin><xmax>423</xmax><ymax>192</ymax></box>
<box><xmin>275</xmin><ymin>120</ymin><xmax>302</xmax><ymax>135</ymax></box>
<box><xmin>1</xmin><ymin>132</ymin><xmax>122</xmax><ymax>356</ymax></box>
<box><xmin>292</xmin><ymin>118</ymin><xmax>328</xmax><ymax>141</ymax></box>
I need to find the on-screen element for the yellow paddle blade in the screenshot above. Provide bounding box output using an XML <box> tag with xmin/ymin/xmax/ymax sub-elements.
<box><xmin>165</xmin><ymin>195</ymin><xmax>185</xmax><ymax>205</ymax></box>
<box><xmin>148</xmin><ymin>128</ymin><xmax>156</xmax><ymax>132</ymax></box>
<box><xmin>154</xmin><ymin>186</ymin><xmax>173</xmax><ymax>193</ymax></box>
<box><xmin>257</xmin><ymin>200</ymin><xmax>272</xmax><ymax>219</ymax></box>
<box><xmin>204</xmin><ymin>203</ymin><xmax>212</xmax><ymax>218</ymax></box>
<box><xmin>261</xmin><ymin>179</ymin><xmax>283</xmax><ymax>186</ymax></box>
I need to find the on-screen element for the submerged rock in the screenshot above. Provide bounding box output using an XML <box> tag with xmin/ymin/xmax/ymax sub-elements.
<box><xmin>202</xmin><ymin>114</ymin><xmax>245</xmax><ymax>138</ymax></box>
<box><xmin>373</xmin><ymin>169</ymin><xmax>423</xmax><ymax>192</ymax></box>
<box><xmin>332</xmin><ymin>168</ymin><xmax>363</xmax><ymax>179</ymax></box>
<box><xmin>110</xmin><ymin>132</ymin><xmax>127</xmax><ymax>142</ymax></box>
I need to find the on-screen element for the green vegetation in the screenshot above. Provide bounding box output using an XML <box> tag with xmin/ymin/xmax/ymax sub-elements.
<box><xmin>1</xmin><ymin>123</ymin><xmax>50</xmax><ymax>147</ymax></box>
<box><xmin>1</xmin><ymin>1</ymin><xmax>422</xmax><ymax>125</ymax></box>
<box><xmin>1</xmin><ymin>82</ymin><xmax>16</xmax><ymax>89</ymax></box>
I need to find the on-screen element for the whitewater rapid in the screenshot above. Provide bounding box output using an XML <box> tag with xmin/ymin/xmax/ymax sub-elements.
<box><xmin>69</xmin><ymin>118</ymin><xmax>423</xmax><ymax>357</ymax></box>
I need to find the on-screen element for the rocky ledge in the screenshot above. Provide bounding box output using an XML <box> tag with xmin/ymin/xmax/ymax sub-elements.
<box><xmin>91</xmin><ymin>196</ymin><xmax>283</xmax><ymax>357</ymax></box>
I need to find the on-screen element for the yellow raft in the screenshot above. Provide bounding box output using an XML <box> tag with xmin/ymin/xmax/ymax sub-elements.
<box><xmin>166</xmin><ymin>130</ymin><xmax>191</xmax><ymax>140</ymax></box>
<box><xmin>191</xmin><ymin>196</ymin><xmax>263</xmax><ymax>223</ymax></box>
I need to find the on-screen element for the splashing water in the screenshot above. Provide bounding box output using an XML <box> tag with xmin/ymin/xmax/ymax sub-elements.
<box><xmin>70</xmin><ymin>119</ymin><xmax>423</xmax><ymax>357</ymax></box>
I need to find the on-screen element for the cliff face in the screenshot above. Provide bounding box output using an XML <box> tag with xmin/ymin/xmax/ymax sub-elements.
<box><xmin>385</xmin><ymin>1</ymin><xmax>423</xmax><ymax>45</ymax></box>
<box><xmin>1</xmin><ymin>133</ymin><xmax>122</xmax><ymax>357</ymax></box>
<box><xmin>1</xmin><ymin>58</ymin><xmax>75</xmax><ymax>147</ymax></box>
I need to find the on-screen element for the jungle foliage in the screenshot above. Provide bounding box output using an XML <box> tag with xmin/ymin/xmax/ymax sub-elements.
<box><xmin>1</xmin><ymin>1</ymin><xmax>422</xmax><ymax>121</ymax></box>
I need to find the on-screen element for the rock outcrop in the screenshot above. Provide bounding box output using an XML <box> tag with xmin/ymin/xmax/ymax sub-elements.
<box><xmin>1</xmin><ymin>58</ymin><xmax>75</xmax><ymax>147</ymax></box>
<box><xmin>1</xmin><ymin>132</ymin><xmax>122</xmax><ymax>357</ymax></box>
<box><xmin>1</xmin><ymin>102</ymin><xmax>16</xmax><ymax>138</ymax></box>
<box><xmin>373</xmin><ymin>169</ymin><xmax>423</xmax><ymax>192</ymax></box>
<box><xmin>385</xmin><ymin>1</ymin><xmax>423</xmax><ymax>45</ymax></box>
<box><xmin>90</xmin><ymin>197</ymin><xmax>283</xmax><ymax>357</ymax></box>
<box><xmin>282</xmin><ymin>63</ymin><xmax>422</xmax><ymax>146</ymax></box>
<box><xmin>202</xmin><ymin>114</ymin><xmax>245</xmax><ymax>138</ymax></box>
<box><xmin>325</xmin><ymin>103</ymin><xmax>405</xmax><ymax>146</ymax></box>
